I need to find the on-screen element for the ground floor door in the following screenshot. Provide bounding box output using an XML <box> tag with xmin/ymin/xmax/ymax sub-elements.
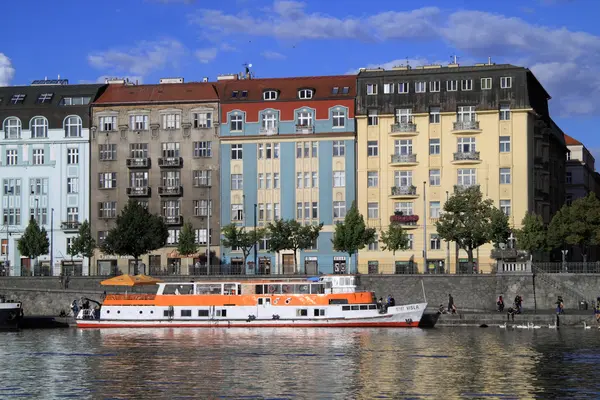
<box><xmin>282</xmin><ymin>254</ymin><xmax>295</xmax><ymax>274</ymax></box>
<box><xmin>20</xmin><ymin>258</ymin><xmax>31</xmax><ymax>276</ymax></box>
<box><xmin>305</xmin><ymin>259</ymin><xmax>318</xmax><ymax>275</ymax></box>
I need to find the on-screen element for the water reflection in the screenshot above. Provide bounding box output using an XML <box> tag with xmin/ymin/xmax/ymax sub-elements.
<box><xmin>1</xmin><ymin>328</ymin><xmax>600</xmax><ymax>398</ymax></box>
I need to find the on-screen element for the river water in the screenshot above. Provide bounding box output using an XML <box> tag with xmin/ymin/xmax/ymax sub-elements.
<box><xmin>1</xmin><ymin>327</ymin><xmax>600</xmax><ymax>399</ymax></box>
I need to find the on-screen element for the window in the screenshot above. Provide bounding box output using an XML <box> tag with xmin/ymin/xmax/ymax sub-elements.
<box><xmin>130</xmin><ymin>171</ymin><xmax>149</xmax><ymax>188</ymax></box>
<box><xmin>99</xmin><ymin>116</ymin><xmax>116</xmax><ymax>131</ymax></box>
<box><xmin>99</xmin><ymin>201</ymin><xmax>117</xmax><ymax>219</ymax></box>
<box><xmin>274</xmin><ymin>173</ymin><xmax>280</xmax><ymax>189</ymax></box>
<box><xmin>231</xmin><ymin>144</ymin><xmax>243</xmax><ymax>160</ymax></box>
<box><xmin>395</xmin><ymin>201</ymin><xmax>413</xmax><ymax>215</ymax></box>
<box><xmin>383</xmin><ymin>83</ymin><xmax>394</xmax><ymax>94</ymax></box>
<box><xmin>430</xmin><ymin>81</ymin><xmax>441</xmax><ymax>92</ymax></box>
<box><xmin>566</xmin><ymin>152</ymin><xmax>571</xmax><ymax>161</ymax></box>
<box><xmin>296</xmin><ymin>309</ymin><xmax>308</xmax><ymax>317</ymax></box>
<box><xmin>60</xmin><ymin>96</ymin><xmax>91</xmax><ymax>105</ymax></box>
<box><xmin>367</xmin><ymin>171</ymin><xmax>378</xmax><ymax>187</ymax></box>
<box><xmin>311</xmin><ymin>202</ymin><xmax>318</xmax><ymax>219</ymax></box>
<box><xmin>99</xmin><ymin>173</ymin><xmax>116</xmax><ymax>189</ymax></box>
<box><xmin>333</xmin><ymin>201</ymin><xmax>346</xmax><ymax>219</ymax></box>
<box><xmin>333</xmin><ymin>171</ymin><xmax>345</xmax><ymax>187</ymax></box>
<box><xmin>64</xmin><ymin>116</ymin><xmax>82</xmax><ymax>137</ymax></box>
<box><xmin>241</xmin><ymin>91</ymin><xmax>248</xmax><ymax>98</ymax></box>
<box><xmin>274</xmin><ymin>203</ymin><xmax>281</xmax><ymax>220</ymax></box>
<box><xmin>129</xmin><ymin>143</ymin><xmax>148</xmax><ymax>159</ymax></box>
<box><xmin>3</xmin><ymin>179</ymin><xmax>21</xmax><ymax>196</ymax></box>
<box><xmin>162</xmin><ymin>114</ymin><xmax>181</xmax><ymax>129</ymax></box>
<box><xmin>457</xmin><ymin>137</ymin><xmax>476</xmax><ymax>153</ymax></box>
<box><xmin>97</xmin><ymin>231</ymin><xmax>108</xmax><ymax>244</ymax></box>
<box><xmin>3</xmin><ymin>207</ymin><xmax>20</xmax><ymax>225</ymax></box>
<box><xmin>332</xmin><ymin>110</ymin><xmax>345</xmax><ymax>128</ymax></box>
<box><xmin>566</xmin><ymin>172</ymin><xmax>572</xmax><ymax>184</ymax></box>
<box><xmin>296</xmin><ymin>202</ymin><xmax>302</xmax><ymax>219</ymax></box>
<box><xmin>415</xmin><ymin>81</ymin><xmax>426</xmax><ymax>93</ymax></box>
<box><xmin>167</xmin><ymin>229</ymin><xmax>180</xmax><ymax>245</ymax></box>
<box><xmin>263</xmin><ymin>90</ymin><xmax>278</xmax><ymax>100</ymax></box>
<box><xmin>161</xmin><ymin>142</ymin><xmax>179</xmax><ymax>158</ymax></box>
<box><xmin>394</xmin><ymin>170</ymin><xmax>413</xmax><ymax>187</ymax></box>
<box><xmin>265</xmin><ymin>204</ymin><xmax>273</xmax><ymax>220</ymax></box>
<box><xmin>193</xmin><ymin>200</ymin><xmax>212</xmax><ymax>217</ymax></box>
<box><xmin>430</xmin><ymin>201</ymin><xmax>441</xmax><ymax>218</ymax></box>
<box><xmin>429</xmin><ymin>139</ymin><xmax>440</xmax><ymax>155</ymax></box>
<box><xmin>499</xmin><ymin>136</ymin><xmax>511</xmax><ymax>153</ymax></box>
<box><xmin>566</xmin><ymin>195</ymin><xmax>572</xmax><ymax>206</ymax></box>
<box><xmin>262</xmin><ymin>113</ymin><xmax>277</xmax><ymax>130</ymax></box>
<box><xmin>257</xmin><ymin>144</ymin><xmax>264</xmax><ymax>159</ymax></box>
<box><xmin>394</xmin><ymin>139</ymin><xmax>413</xmax><ymax>155</ymax></box>
<box><xmin>67</xmin><ymin>177</ymin><xmax>79</xmax><ymax>193</ymax></box>
<box><xmin>368</xmin><ymin>235</ymin><xmax>379</xmax><ymax>251</ymax></box>
<box><xmin>395</xmin><ymin>108</ymin><xmax>413</xmax><ymax>124</ymax></box>
<box><xmin>429</xmin><ymin>106</ymin><xmax>441</xmax><ymax>124</ymax></box>
<box><xmin>447</xmin><ymin>80</ymin><xmax>458</xmax><ymax>91</ymax></box>
<box><xmin>30</xmin><ymin>178</ymin><xmax>48</xmax><ymax>195</ymax></box>
<box><xmin>162</xmin><ymin>200</ymin><xmax>180</xmax><ymax>218</ymax></box>
<box><xmin>193</xmin><ymin>112</ymin><xmax>212</xmax><ymax>128</ymax></box>
<box><xmin>5</xmin><ymin>149</ymin><xmax>17</xmax><ymax>166</ymax></box>
<box><xmin>333</xmin><ymin>141</ymin><xmax>345</xmax><ymax>157</ymax></box>
<box><xmin>367</xmin><ymin>141</ymin><xmax>378</xmax><ymax>157</ymax></box>
<box><xmin>481</xmin><ymin>78</ymin><xmax>492</xmax><ymax>90</ymax></box>
<box><xmin>267</xmin><ymin>173</ymin><xmax>273</xmax><ymax>189</ymax></box>
<box><xmin>341</xmin><ymin>87</ymin><xmax>349</xmax><ymax>94</ymax></box>
<box><xmin>161</xmin><ymin>171</ymin><xmax>180</xmax><ymax>187</ymax></box>
<box><xmin>31</xmin><ymin>117</ymin><xmax>48</xmax><ymax>138</ymax></box>
<box><xmin>231</xmin><ymin>174</ymin><xmax>243</xmax><ymax>190</ymax></box>
<box><xmin>67</xmin><ymin>207</ymin><xmax>79</xmax><ymax>222</ymax></box>
<box><xmin>37</xmin><ymin>93</ymin><xmax>53</xmax><ymax>103</ymax></box>
<box><xmin>296</xmin><ymin>173</ymin><xmax>302</xmax><ymax>189</ymax></box>
<box><xmin>332</xmin><ymin>87</ymin><xmax>339</xmax><ymax>95</ymax></box>
<box><xmin>193</xmin><ymin>141</ymin><xmax>212</xmax><ymax>157</ymax></box>
<box><xmin>232</xmin><ymin>204</ymin><xmax>243</xmax><ymax>221</ymax></box>
<box><xmin>230</xmin><ymin>114</ymin><xmax>243</xmax><ymax>131</ymax></box>
<box><xmin>457</xmin><ymin>169</ymin><xmax>476</xmax><ymax>186</ymax></box>
<box><xmin>500</xmin><ymin>168</ymin><xmax>511</xmax><ymax>184</ymax></box>
<box><xmin>99</xmin><ymin>144</ymin><xmax>117</xmax><ymax>160</ymax></box>
<box><xmin>191</xmin><ymin>170</ymin><xmax>210</xmax><ymax>188</ymax></box>
<box><xmin>67</xmin><ymin>148</ymin><xmax>79</xmax><ymax>165</ymax></box>
<box><xmin>195</xmin><ymin>229</ymin><xmax>213</xmax><ymax>245</ymax></box>
<box><xmin>429</xmin><ymin>169</ymin><xmax>441</xmax><ymax>186</ymax></box>
<box><xmin>367</xmin><ymin>203</ymin><xmax>379</xmax><ymax>219</ymax></box>
<box><xmin>30</xmin><ymin>207</ymin><xmax>48</xmax><ymax>225</ymax></box>
<box><xmin>32</xmin><ymin>149</ymin><xmax>44</xmax><ymax>165</ymax></box>
<box><xmin>500</xmin><ymin>200</ymin><xmax>511</xmax><ymax>216</ymax></box>
<box><xmin>500</xmin><ymin>104</ymin><xmax>511</xmax><ymax>121</ymax></box>
<box><xmin>500</xmin><ymin>77</ymin><xmax>512</xmax><ymax>89</ymax></box>
<box><xmin>457</xmin><ymin>106</ymin><xmax>476</xmax><ymax>122</ymax></box>
<box><xmin>398</xmin><ymin>82</ymin><xmax>409</xmax><ymax>94</ymax></box>
<box><xmin>311</xmin><ymin>172</ymin><xmax>318</xmax><ymax>188</ymax></box>
<box><xmin>258</xmin><ymin>204</ymin><xmax>265</xmax><ymax>220</ymax></box>
<box><xmin>366</xmin><ymin>84</ymin><xmax>377</xmax><ymax>95</ymax></box>
<box><xmin>10</xmin><ymin>94</ymin><xmax>25</xmax><ymax>104</ymax></box>
<box><xmin>407</xmin><ymin>234</ymin><xmax>414</xmax><ymax>250</ymax></box>
<box><xmin>368</xmin><ymin>110</ymin><xmax>378</xmax><ymax>126</ymax></box>
<box><xmin>297</xmin><ymin>112</ymin><xmax>312</xmax><ymax>127</ymax></box>
<box><xmin>430</xmin><ymin>234</ymin><xmax>441</xmax><ymax>250</ymax></box>
<box><xmin>298</xmin><ymin>89</ymin><xmax>313</xmax><ymax>99</ymax></box>
<box><xmin>461</xmin><ymin>79</ymin><xmax>473</xmax><ymax>91</ymax></box>
<box><xmin>274</xmin><ymin>143</ymin><xmax>280</xmax><ymax>159</ymax></box>
<box><xmin>258</xmin><ymin>173</ymin><xmax>265</xmax><ymax>189</ymax></box>
<box><xmin>4</xmin><ymin>117</ymin><xmax>21</xmax><ymax>139</ymax></box>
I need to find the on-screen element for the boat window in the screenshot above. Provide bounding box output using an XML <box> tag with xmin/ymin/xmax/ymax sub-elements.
<box><xmin>351</xmin><ymin>305</ymin><xmax>359</xmax><ymax>310</ymax></box>
<box><xmin>313</xmin><ymin>309</ymin><xmax>325</xmax><ymax>316</ymax></box>
<box><xmin>369</xmin><ymin>305</ymin><xmax>377</xmax><ymax>310</ymax></box>
<box><xmin>282</xmin><ymin>284</ymin><xmax>293</xmax><ymax>294</ymax></box>
<box><xmin>311</xmin><ymin>284</ymin><xmax>324</xmax><ymax>294</ymax></box>
<box><xmin>181</xmin><ymin>310</ymin><xmax>192</xmax><ymax>317</ymax></box>
<box><xmin>224</xmin><ymin>283</ymin><xmax>237</xmax><ymax>295</ymax></box>
<box><xmin>329</xmin><ymin>299</ymin><xmax>348</xmax><ymax>305</ymax></box>
<box><xmin>198</xmin><ymin>310</ymin><xmax>209</xmax><ymax>317</ymax></box>
<box><xmin>196</xmin><ymin>284</ymin><xmax>223</xmax><ymax>295</ymax></box>
<box><xmin>163</xmin><ymin>284</ymin><xmax>194</xmax><ymax>295</ymax></box>
<box><xmin>298</xmin><ymin>284</ymin><xmax>309</xmax><ymax>294</ymax></box>
<box><xmin>360</xmin><ymin>305</ymin><xmax>368</xmax><ymax>310</ymax></box>
<box><xmin>163</xmin><ymin>310</ymin><xmax>170</xmax><ymax>317</ymax></box>
<box><xmin>342</xmin><ymin>305</ymin><xmax>351</xmax><ymax>311</ymax></box>
<box><xmin>258</xmin><ymin>298</ymin><xmax>264</xmax><ymax>305</ymax></box>
<box><xmin>256</xmin><ymin>285</ymin><xmax>264</xmax><ymax>294</ymax></box>
<box><xmin>296</xmin><ymin>309</ymin><xmax>308</xmax><ymax>317</ymax></box>
<box><xmin>265</xmin><ymin>298</ymin><xmax>271</xmax><ymax>304</ymax></box>
<box><xmin>216</xmin><ymin>309</ymin><xmax>227</xmax><ymax>317</ymax></box>
<box><xmin>267</xmin><ymin>284</ymin><xmax>281</xmax><ymax>294</ymax></box>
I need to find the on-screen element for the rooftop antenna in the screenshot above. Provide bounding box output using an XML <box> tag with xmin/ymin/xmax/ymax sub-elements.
<box><xmin>243</xmin><ymin>63</ymin><xmax>253</xmax><ymax>79</ymax></box>
<box><xmin>450</xmin><ymin>55</ymin><xmax>459</xmax><ymax>64</ymax></box>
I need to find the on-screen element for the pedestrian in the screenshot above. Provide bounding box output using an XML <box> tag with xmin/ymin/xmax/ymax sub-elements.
<box><xmin>497</xmin><ymin>295</ymin><xmax>505</xmax><ymax>312</ymax></box>
<box><xmin>507</xmin><ymin>305</ymin><xmax>516</xmax><ymax>321</ymax></box>
<box><xmin>448</xmin><ymin>294</ymin><xmax>454</xmax><ymax>313</ymax></box>
<box><xmin>595</xmin><ymin>297</ymin><xmax>600</xmax><ymax>323</ymax></box>
<box><xmin>377</xmin><ymin>297</ymin><xmax>383</xmax><ymax>310</ymax></box>
<box><xmin>389</xmin><ymin>295</ymin><xmax>396</xmax><ymax>307</ymax></box>
<box><xmin>556</xmin><ymin>296</ymin><xmax>564</xmax><ymax>315</ymax></box>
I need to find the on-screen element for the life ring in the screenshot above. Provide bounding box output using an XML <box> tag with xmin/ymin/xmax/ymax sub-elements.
<box><xmin>273</xmin><ymin>298</ymin><xmax>280</xmax><ymax>305</ymax></box>
<box><xmin>285</xmin><ymin>298</ymin><xmax>292</xmax><ymax>305</ymax></box>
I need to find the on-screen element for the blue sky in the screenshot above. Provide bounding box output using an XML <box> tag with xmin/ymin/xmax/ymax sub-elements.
<box><xmin>2</xmin><ymin>0</ymin><xmax>599</xmax><ymax>156</ymax></box>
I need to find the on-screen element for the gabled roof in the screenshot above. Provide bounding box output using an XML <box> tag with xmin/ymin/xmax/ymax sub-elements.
<box><xmin>93</xmin><ymin>83</ymin><xmax>219</xmax><ymax>105</ymax></box>
<box><xmin>564</xmin><ymin>134</ymin><xmax>582</xmax><ymax>146</ymax></box>
<box><xmin>217</xmin><ymin>75</ymin><xmax>356</xmax><ymax>103</ymax></box>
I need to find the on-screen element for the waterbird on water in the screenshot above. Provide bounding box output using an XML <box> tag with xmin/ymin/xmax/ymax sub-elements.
<box><xmin>548</xmin><ymin>323</ymin><xmax>557</xmax><ymax>329</ymax></box>
<box><xmin>583</xmin><ymin>322</ymin><xmax>592</xmax><ymax>329</ymax></box>
<box><xmin>528</xmin><ymin>322</ymin><xmax>541</xmax><ymax>329</ymax></box>
<box><xmin>498</xmin><ymin>322</ymin><xmax>506</xmax><ymax>329</ymax></box>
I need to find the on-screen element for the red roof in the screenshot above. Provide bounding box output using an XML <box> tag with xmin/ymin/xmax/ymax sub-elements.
<box><xmin>216</xmin><ymin>75</ymin><xmax>356</xmax><ymax>102</ymax></box>
<box><xmin>93</xmin><ymin>83</ymin><xmax>219</xmax><ymax>105</ymax></box>
<box><xmin>564</xmin><ymin>134</ymin><xmax>582</xmax><ymax>146</ymax></box>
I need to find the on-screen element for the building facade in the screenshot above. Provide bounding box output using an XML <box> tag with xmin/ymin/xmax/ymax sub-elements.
<box><xmin>355</xmin><ymin>63</ymin><xmax>567</xmax><ymax>274</ymax></box>
<box><xmin>564</xmin><ymin>134</ymin><xmax>600</xmax><ymax>204</ymax></box>
<box><xmin>90</xmin><ymin>80</ymin><xmax>221</xmax><ymax>275</ymax></box>
<box><xmin>218</xmin><ymin>74</ymin><xmax>356</xmax><ymax>274</ymax></box>
<box><xmin>0</xmin><ymin>80</ymin><xmax>105</xmax><ymax>276</ymax></box>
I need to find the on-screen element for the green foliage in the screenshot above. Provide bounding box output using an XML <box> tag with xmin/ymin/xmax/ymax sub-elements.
<box><xmin>101</xmin><ymin>200</ymin><xmax>168</xmax><ymax>262</ymax></box>
<box><xmin>177</xmin><ymin>221</ymin><xmax>198</xmax><ymax>257</ymax></box>
<box><xmin>221</xmin><ymin>224</ymin><xmax>265</xmax><ymax>265</ymax></box>
<box><xmin>516</xmin><ymin>212</ymin><xmax>547</xmax><ymax>254</ymax></box>
<box><xmin>332</xmin><ymin>202</ymin><xmax>376</xmax><ymax>263</ymax></box>
<box><xmin>380</xmin><ymin>222</ymin><xmax>409</xmax><ymax>255</ymax></box>
<box><xmin>488</xmin><ymin>207</ymin><xmax>511</xmax><ymax>247</ymax></box>
<box><xmin>267</xmin><ymin>219</ymin><xmax>323</xmax><ymax>272</ymax></box>
<box><xmin>68</xmin><ymin>220</ymin><xmax>96</xmax><ymax>262</ymax></box>
<box><xmin>18</xmin><ymin>217</ymin><xmax>49</xmax><ymax>262</ymax></box>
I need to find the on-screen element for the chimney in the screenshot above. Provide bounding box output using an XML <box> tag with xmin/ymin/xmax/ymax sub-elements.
<box><xmin>202</xmin><ymin>77</ymin><xmax>209</xmax><ymax>82</ymax></box>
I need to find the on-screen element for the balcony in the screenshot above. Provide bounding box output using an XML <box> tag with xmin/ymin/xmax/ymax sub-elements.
<box><xmin>452</xmin><ymin>121</ymin><xmax>481</xmax><ymax>133</ymax></box>
<box><xmin>126</xmin><ymin>187</ymin><xmax>151</xmax><ymax>197</ymax></box>
<box><xmin>158</xmin><ymin>157</ymin><xmax>182</xmax><ymax>168</ymax></box>
<box><xmin>390</xmin><ymin>185</ymin><xmax>418</xmax><ymax>199</ymax></box>
<box><xmin>295</xmin><ymin>125</ymin><xmax>314</xmax><ymax>134</ymax></box>
<box><xmin>61</xmin><ymin>221</ymin><xmax>80</xmax><ymax>232</ymax></box>
<box><xmin>126</xmin><ymin>158</ymin><xmax>150</xmax><ymax>168</ymax></box>
<box><xmin>454</xmin><ymin>184</ymin><xmax>480</xmax><ymax>193</ymax></box>
<box><xmin>163</xmin><ymin>215</ymin><xmax>183</xmax><ymax>225</ymax></box>
<box><xmin>259</xmin><ymin>126</ymin><xmax>279</xmax><ymax>136</ymax></box>
<box><xmin>452</xmin><ymin>151</ymin><xmax>481</xmax><ymax>164</ymax></box>
<box><xmin>390</xmin><ymin>122</ymin><xmax>417</xmax><ymax>136</ymax></box>
<box><xmin>390</xmin><ymin>154</ymin><xmax>418</xmax><ymax>166</ymax></box>
<box><xmin>389</xmin><ymin>213</ymin><xmax>419</xmax><ymax>229</ymax></box>
<box><xmin>158</xmin><ymin>186</ymin><xmax>183</xmax><ymax>196</ymax></box>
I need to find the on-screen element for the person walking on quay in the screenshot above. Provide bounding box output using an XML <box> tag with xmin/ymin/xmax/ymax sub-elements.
<box><xmin>556</xmin><ymin>296</ymin><xmax>565</xmax><ymax>315</ymax></box>
<box><xmin>448</xmin><ymin>294</ymin><xmax>454</xmax><ymax>314</ymax></box>
<box><xmin>514</xmin><ymin>295</ymin><xmax>523</xmax><ymax>314</ymax></box>
<box><xmin>497</xmin><ymin>296</ymin><xmax>505</xmax><ymax>312</ymax></box>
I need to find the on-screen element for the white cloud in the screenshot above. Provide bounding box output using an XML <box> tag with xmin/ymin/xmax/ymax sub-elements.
<box><xmin>261</xmin><ymin>51</ymin><xmax>286</xmax><ymax>60</ymax></box>
<box><xmin>195</xmin><ymin>48</ymin><xmax>218</xmax><ymax>64</ymax></box>
<box><xmin>88</xmin><ymin>39</ymin><xmax>186</xmax><ymax>77</ymax></box>
<box><xmin>0</xmin><ymin>53</ymin><xmax>15</xmax><ymax>86</ymax></box>
<box><xmin>220</xmin><ymin>43</ymin><xmax>238</xmax><ymax>52</ymax></box>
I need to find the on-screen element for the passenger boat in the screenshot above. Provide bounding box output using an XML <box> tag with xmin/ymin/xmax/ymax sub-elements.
<box><xmin>0</xmin><ymin>295</ymin><xmax>24</xmax><ymax>330</ymax></box>
<box><xmin>76</xmin><ymin>275</ymin><xmax>427</xmax><ymax>328</ymax></box>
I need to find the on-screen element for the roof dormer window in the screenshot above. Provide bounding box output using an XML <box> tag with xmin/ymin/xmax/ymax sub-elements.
<box><xmin>298</xmin><ymin>89</ymin><xmax>313</xmax><ymax>100</ymax></box>
<box><xmin>263</xmin><ymin>90</ymin><xmax>278</xmax><ymax>100</ymax></box>
<box><xmin>241</xmin><ymin>90</ymin><xmax>248</xmax><ymax>98</ymax></box>
<box><xmin>341</xmin><ymin>87</ymin><xmax>349</xmax><ymax>94</ymax></box>
<box><xmin>232</xmin><ymin>91</ymin><xmax>239</xmax><ymax>98</ymax></box>
<box><xmin>37</xmin><ymin>93</ymin><xmax>54</xmax><ymax>104</ymax></box>
<box><xmin>10</xmin><ymin>94</ymin><xmax>26</xmax><ymax>104</ymax></box>
<box><xmin>332</xmin><ymin>87</ymin><xmax>339</xmax><ymax>95</ymax></box>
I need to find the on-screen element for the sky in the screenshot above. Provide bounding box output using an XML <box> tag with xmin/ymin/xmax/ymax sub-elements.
<box><xmin>1</xmin><ymin>0</ymin><xmax>599</xmax><ymax>157</ymax></box>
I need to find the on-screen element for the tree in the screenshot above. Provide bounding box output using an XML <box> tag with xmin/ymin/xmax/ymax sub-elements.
<box><xmin>221</xmin><ymin>224</ymin><xmax>265</xmax><ymax>269</ymax></box>
<box><xmin>515</xmin><ymin>212</ymin><xmax>547</xmax><ymax>258</ymax></box>
<box><xmin>101</xmin><ymin>200</ymin><xmax>168</xmax><ymax>272</ymax></box>
<box><xmin>435</xmin><ymin>186</ymin><xmax>498</xmax><ymax>271</ymax></box>
<box><xmin>18</xmin><ymin>217</ymin><xmax>49</xmax><ymax>275</ymax></box>
<box><xmin>488</xmin><ymin>208</ymin><xmax>511</xmax><ymax>248</ymax></box>
<box><xmin>177</xmin><ymin>221</ymin><xmax>198</xmax><ymax>269</ymax></box>
<box><xmin>68</xmin><ymin>220</ymin><xmax>96</xmax><ymax>271</ymax></box>
<box><xmin>267</xmin><ymin>219</ymin><xmax>323</xmax><ymax>273</ymax></box>
<box><xmin>332</xmin><ymin>202</ymin><xmax>376</xmax><ymax>271</ymax></box>
<box><xmin>380</xmin><ymin>222</ymin><xmax>409</xmax><ymax>255</ymax></box>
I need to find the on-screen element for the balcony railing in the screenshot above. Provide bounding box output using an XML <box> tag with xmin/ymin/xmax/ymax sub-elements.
<box><xmin>259</xmin><ymin>126</ymin><xmax>279</xmax><ymax>136</ymax></box>
<box><xmin>158</xmin><ymin>186</ymin><xmax>183</xmax><ymax>196</ymax></box>
<box><xmin>390</xmin><ymin>154</ymin><xmax>417</xmax><ymax>164</ymax></box>
<box><xmin>454</xmin><ymin>184</ymin><xmax>480</xmax><ymax>193</ymax></box>
<box><xmin>390</xmin><ymin>185</ymin><xmax>417</xmax><ymax>196</ymax></box>
<box><xmin>453</xmin><ymin>151</ymin><xmax>480</xmax><ymax>161</ymax></box>
<box><xmin>126</xmin><ymin>158</ymin><xmax>150</xmax><ymax>168</ymax></box>
<box><xmin>295</xmin><ymin>125</ymin><xmax>314</xmax><ymax>134</ymax></box>
<box><xmin>61</xmin><ymin>221</ymin><xmax>80</xmax><ymax>232</ymax></box>
<box><xmin>163</xmin><ymin>215</ymin><xmax>183</xmax><ymax>225</ymax></box>
<box><xmin>158</xmin><ymin>157</ymin><xmax>182</xmax><ymax>168</ymax></box>
<box><xmin>391</xmin><ymin>122</ymin><xmax>417</xmax><ymax>133</ymax></box>
<box><xmin>453</xmin><ymin>121</ymin><xmax>480</xmax><ymax>131</ymax></box>
<box><xmin>126</xmin><ymin>187</ymin><xmax>151</xmax><ymax>197</ymax></box>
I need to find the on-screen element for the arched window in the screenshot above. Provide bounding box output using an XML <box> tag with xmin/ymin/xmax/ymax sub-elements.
<box><xmin>263</xmin><ymin>90</ymin><xmax>278</xmax><ymax>100</ymax></box>
<box><xmin>3</xmin><ymin>117</ymin><xmax>21</xmax><ymax>139</ymax></box>
<box><xmin>30</xmin><ymin>117</ymin><xmax>48</xmax><ymax>138</ymax></box>
<box><xmin>64</xmin><ymin>116</ymin><xmax>82</xmax><ymax>137</ymax></box>
<box><xmin>298</xmin><ymin>89</ymin><xmax>313</xmax><ymax>100</ymax></box>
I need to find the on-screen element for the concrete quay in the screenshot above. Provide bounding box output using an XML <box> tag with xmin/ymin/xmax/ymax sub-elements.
<box><xmin>435</xmin><ymin>311</ymin><xmax>596</xmax><ymax>327</ymax></box>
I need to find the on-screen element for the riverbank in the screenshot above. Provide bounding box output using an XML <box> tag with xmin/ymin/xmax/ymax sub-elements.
<box><xmin>436</xmin><ymin>310</ymin><xmax>596</xmax><ymax>327</ymax></box>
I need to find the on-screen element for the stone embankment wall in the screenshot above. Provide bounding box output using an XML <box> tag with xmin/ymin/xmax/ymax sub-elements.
<box><xmin>1</xmin><ymin>274</ymin><xmax>599</xmax><ymax>316</ymax></box>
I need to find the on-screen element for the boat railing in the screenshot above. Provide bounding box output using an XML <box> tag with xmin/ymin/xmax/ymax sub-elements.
<box><xmin>105</xmin><ymin>294</ymin><xmax>157</xmax><ymax>301</ymax></box>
